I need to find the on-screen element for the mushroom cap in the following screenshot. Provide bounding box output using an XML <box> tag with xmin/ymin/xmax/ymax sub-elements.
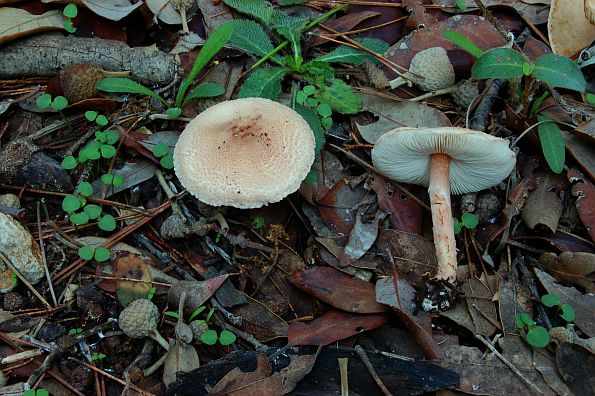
<box><xmin>371</xmin><ymin>127</ymin><xmax>516</xmax><ymax>194</ymax></box>
<box><xmin>409</xmin><ymin>47</ymin><xmax>455</xmax><ymax>92</ymax></box>
<box><xmin>174</xmin><ymin>98</ymin><xmax>315</xmax><ymax>209</ymax></box>
<box><xmin>118</xmin><ymin>298</ymin><xmax>159</xmax><ymax>338</ymax></box>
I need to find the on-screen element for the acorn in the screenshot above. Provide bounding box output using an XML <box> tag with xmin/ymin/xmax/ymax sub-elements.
<box><xmin>389</xmin><ymin>47</ymin><xmax>455</xmax><ymax>92</ymax></box>
<box><xmin>59</xmin><ymin>63</ymin><xmax>129</xmax><ymax>104</ymax></box>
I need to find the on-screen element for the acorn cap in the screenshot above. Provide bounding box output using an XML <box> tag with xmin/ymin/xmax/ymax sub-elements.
<box><xmin>173</xmin><ymin>98</ymin><xmax>315</xmax><ymax>208</ymax></box>
<box><xmin>371</xmin><ymin>127</ymin><xmax>516</xmax><ymax>194</ymax></box>
<box><xmin>409</xmin><ymin>47</ymin><xmax>455</xmax><ymax>91</ymax></box>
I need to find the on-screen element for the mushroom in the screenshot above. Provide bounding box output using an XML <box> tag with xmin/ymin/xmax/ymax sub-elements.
<box><xmin>389</xmin><ymin>47</ymin><xmax>455</xmax><ymax>92</ymax></box>
<box><xmin>118</xmin><ymin>299</ymin><xmax>169</xmax><ymax>350</ymax></box>
<box><xmin>173</xmin><ymin>98</ymin><xmax>315</xmax><ymax>209</ymax></box>
<box><xmin>372</xmin><ymin>127</ymin><xmax>516</xmax><ymax>310</ymax></box>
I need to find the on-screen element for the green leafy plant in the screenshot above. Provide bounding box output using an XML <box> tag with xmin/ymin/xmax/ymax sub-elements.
<box><xmin>147</xmin><ymin>287</ymin><xmax>156</xmax><ymax>301</ymax></box>
<box><xmin>91</xmin><ymin>353</ymin><xmax>106</xmax><ymax>361</ymax></box>
<box><xmin>252</xmin><ymin>215</ymin><xmax>265</xmax><ymax>229</ymax></box>
<box><xmin>78</xmin><ymin>245</ymin><xmax>111</xmax><ymax>262</ymax></box>
<box><xmin>23</xmin><ymin>389</ymin><xmax>49</xmax><ymax>396</ymax></box>
<box><xmin>68</xmin><ymin>328</ymin><xmax>83</xmax><ymax>335</ymax></box>
<box><xmin>444</xmin><ymin>30</ymin><xmax>587</xmax><ymax>175</ymax></box>
<box><xmin>224</xmin><ymin>0</ymin><xmax>388</xmax><ymax>122</ymax></box>
<box><xmin>514</xmin><ymin>294</ymin><xmax>575</xmax><ymax>348</ymax></box>
<box><xmin>165</xmin><ymin>305</ymin><xmax>237</xmax><ymax>345</ymax></box>
<box><xmin>63</xmin><ymin>3</ymin><xmax>77</xmax><ymax>33</ymax></box>
<box><xmin>152</xmin><ymin>142</ymin><xmax>174</xmax><ymax>170</ymax></box>
<box><xmin>96</xmin><ymin>23</ymin><xmax>233</xmax><ymax>114</ymax></box>
<box><xmin>453</xmin><ymin>213</ymin><xmax>478</xmax><ymax>235</ymax></box>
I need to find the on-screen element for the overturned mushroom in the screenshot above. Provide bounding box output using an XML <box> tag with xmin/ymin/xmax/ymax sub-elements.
<box><xmin>372</xmin><ymin>127</ymin><xmax>516</xmax><ymax>311</ymax></box>
<box><xmin>174</xmin><ymin>98</ymin><xmax>315</xmax><ymax>208</ymax></box>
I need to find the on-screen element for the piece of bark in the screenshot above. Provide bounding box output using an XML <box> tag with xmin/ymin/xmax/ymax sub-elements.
<box><xmin>0</xmin><ymin>33</ymin><xmax>178</xmax><ymax>86</ymax></box>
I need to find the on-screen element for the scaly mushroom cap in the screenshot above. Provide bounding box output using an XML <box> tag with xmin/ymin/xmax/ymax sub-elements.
<box><xmin>371</xmin><ymin>127</ymin><xmax>516</xmax><ymax>194</ymax></box>
<box><xmin>118</xmin><ymin>298</ymin><xmax>159</xmax><ymax>338</ymax></box>
<box><xmin>174</xmin><ymin>98</ymin><xmax>315</xmax><ymax>208</ymax></box>
<box><xmin>409</xmin><ymin>47</ymin><xmax>455</xmax><ymax>92</ymax></box>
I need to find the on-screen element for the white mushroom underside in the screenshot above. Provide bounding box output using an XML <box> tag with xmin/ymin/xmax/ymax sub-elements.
<box><xmin>371</xmin><ymin>127</ymin><xmax>516</xmax><ymax>194</ymax></box>
<box><xmin>174</xmin><ymin>98</ymin><xmax>315</xmax><ymax>208</ymax></box>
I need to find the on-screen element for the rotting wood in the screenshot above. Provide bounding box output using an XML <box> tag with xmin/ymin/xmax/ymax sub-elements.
<box><xmin>0</xmin><ymin>33</ymin><xmax>178</xmax><ymax>86</ymax></box>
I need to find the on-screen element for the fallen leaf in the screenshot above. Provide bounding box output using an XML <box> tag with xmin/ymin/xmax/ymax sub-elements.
<box><xmin>376</xmin><ymin>277</ymin><xmax>445</xmax><ymax>359</ymax></box>
<box><xmin>82</xmin><ymin>0</ymin><xmax>143</xmax><ymax>21</ymax></box>
<box><xmin>440</xmin><ymin>344</ymin><xmax>554</xmax><ymax>395</ymax></box>
<box><xmin>288</xmin><ymin>267</ymin><xmax>387</xmax><ymax>314</ymax></box>
<box><xmin>357</xmin><ymin>92</ymin><xmax>451</xmax><ymax>143</ymax></box>
<box><xmin>231</xmin><ymin>294</ymin><xmax>289</xmax><ymax>342</ymax></box>
<box><xmin>433</xmin><ymin>0</ymin><xmax>550</xmax><ymax>25</ymax></box>
<box><xmin>115</xmin><ymin>253</ymin><xmax>153</xmax><ymax>307</ymax></box>
<box><xmin>564</xmin><ymin>131</ymin><xmax>595</xmax><ymax>180</ymax></box>
<box><xmin>385</xmin><ymin>15</ymin><xmax>507</xmax><ymax>80</ymax></box>
<box><xmin>339</xmin><ymin>209</ymin><xmax>385</xmax><ymax>267</ymax></box>
<box><xmin>535</xmin><ymin>268</ymin><xmax>594</xmax><ymax>337</ymax></box>
<box><xmin>521</xmin><ymin>172</ymin><xmax>567</xmax><ymax>233</ymax></box>
<box><xmin>567</xmin><ymin>168</ymin><xmax>595</xmax><ymax>242</ymax></box>
<box><xmin>316</xmin><ymin>178</ymin><xmax>369</xmax><ymax>235</ymax></box>
<box><xmin>548</xmin><ymin>0</ymin><xmax>595</xmax><ymax>57</ymax></box>
<box><xmin>372</xmin><ymin>175</ymin><xmax>424</xmax><ymax>234</ymax></box>
<box><xmin>163</xmin><ymin>339</ymin><xmax>200</xmax><ymax>388</ymax></box>
<box><xmin>375</xmin><ymin>229</ymin><xmax>438</xmax><ymax>287</ymax></box>
<box><xmin>540</xmin><ymin>252</ymin><xmax>595</xmax><ymax>292</ymax></box>
<box><xmin>209</xmin><ymin>353</ymin><xmax>318</xmax><ymax>396</ymax></box>
<box><xmin>168</xmin><ymin>276</ymin><xmax>229</xmax><ymax>317</ymax></box>
<box><xmin>146</xmin><ymin>0</ymin><xmax>182</xmax><ymax>24</ymax></box>
<box><xmin>0</xmin><ymin>8</ymin><xmax>64</xmax><ymax>45</ymax></box>
<box><xmin>91</xmin><ymin>160</ymin><xmax>159</xmax><ymax>199</ymax></box>
<box><xmin>555</xmin><ymin>342</ymin><xmax>595</xmax><ymax>395</ymax></box>
<box><xmin>309</xmin><ymin>11</ymin><xmax>382</xmax><ymax>47</ymax></box>
<box><xmin>462</xmin><ymin>274</ymin><xmax>499</xmax><ymax>336</ymax></box>
<box><xmin>533</xmin><ymin>348</ymin><xmax>574</xmax><ymax>396</ymax></box>
<box><xmin>299</xmin><ymin>150</ymin><xmax>346</xmax><ymax>205</ymax></box>
<box><xmin>287</xmin><ymin>310</ymin><xmax>389</xmax><ymax>346</ymax></box>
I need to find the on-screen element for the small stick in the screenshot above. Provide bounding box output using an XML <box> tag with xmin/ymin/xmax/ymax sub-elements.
<box><xmin>0</xmin><ymin>251</ymin><xmax>51</xmax><ymax>308</ymax></box>
<box><xmin>354</xmin><ymin>345</ymin><xmax>394</xmax><ymax>396</ymax></box>
<box><xmin>37</xmin><ymin>202</ymin><xmax>57</xmax><ymax>307</ymax></box>
<box><xmin>474</xmin><ymin>334</ymin><xmax>545</xmax><ymax>395</ymax></box>
<box><xmin>338</xmin><ymin>357</ymin><xmax>349</xmax><ymax>396</ymax></box>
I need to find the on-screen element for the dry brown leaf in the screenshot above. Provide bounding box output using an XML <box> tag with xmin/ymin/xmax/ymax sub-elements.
<box><xmin>521</xmin><ymin>172</ymin><xmax>567</xmax><ymax>233</ymax></box>
<box><xmin>375</xmin><ymin>229</ymin><xmax>438</xmax><ymax>288</ymax></box>
<box><xmin>535</xmin><ymin>268</ymin><xmax>595</xmax><ymax>337</ymax></box>
<box><xmin>548</xmin><ymin>0</ymin><xmax>595</xmax><ymax>57</ymax></box>
<box><xmin>540</xmin><ymin>251</ymin><xmax>595</xmax><ymax>292</ymax></box>
<box><xmin>440</xmin><ymin>344</ymin><xmax>554</xmax><ymax>395</ymax></box>
<box><xmin>209</xmin><ymin>353</ymin><xmax>317</xmax><ymax>396</ymax></box>
<box><xmin>433</xmin><ymin>0</ymin><xmax>550</xmax><ymax>25</ymax></box>
<box><xmin>163</xmin><ymin>339</ymin><xmax>200</xmax><ymax>388</ymax></box>
<box><xmin>231</xmin><ymin>294</ymin><xmax>289</xmax><ymax>342</ymax></box>
<box><xmin>462</xmin><ymin>274</ymin><xmax>499</xmax><ymax>337</ymax></box>
<box><xmin>356</xmin><ymin>93</ymin><xmax>451</xmax><ymax>143</ymax></box>
<box><xmin>568</xmin><ymin>168</ymin><xmax>595</xmax><ymax>242</ymax></box>
<box><xmin>339</xmin><ymin>209</ymin><xmax>385</xmax><ymax>267</ymax></box>
<box><xmin>115</xmin><ymin>253</ymin><xmax>153</xmax><ymax>308</ymax></box>
<box><xmin>0</xmin><ymin>8</ymin><xmax>64</xmax><ymax>45</ymax></box>
<box><xmin>564</xmin><ymin>131</ymin><xmax>595</xmax><ymax>180</ymax></box>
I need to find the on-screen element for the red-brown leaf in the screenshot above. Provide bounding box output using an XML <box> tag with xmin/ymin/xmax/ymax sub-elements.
<box><xmin>288</xmin><ymin>310</ymin><xmax>389</xmax><ymax>346</ymax></box>
<box><xmin>568</xmin><ymin>168</ymin><xmax>595</xmax><ymax>242</ymax></box>
<box><xmin>287</xmin><ymin>267</ymin><xmax>387</xmax><ymax>313</ymax></box>
<box><xmin>373</xmin><ymin>176</ymin><xmax>424</xmax><ymax>235</ymax></box>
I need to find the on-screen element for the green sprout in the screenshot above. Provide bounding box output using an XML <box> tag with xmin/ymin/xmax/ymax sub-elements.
<box><xmin>69</xmin><ymin>328</ymin><xmax>83</xmax><ymax>335</ymax></box>
<box><xmin>252</xmin><ymin>216</ymin><xmax>266</xmax><ymax>230</ymax></box>
<box><xmin>147</xmin><ymin>287</ymin><xmax>156</xmax><ymax>301</ymax></box>
<box><xmin>91</xmin><ymin>353</ymin><xmax>106</xmax><ymax>361</ymax></box>
<box><xmin>63</xmin><ymin>3</ymin><xmax>78</xmax><ymax>33</ymax></box>
<box><xmin>453</xmin><ymin>213</ymin><xmax>478</xmax><ymax>235</ymax></box>
<box><xmin>151</xmin><ymin>142</ymin><xmax>174</xmax><ymax>170</ymax></box>
<box><xmin>23</xmin><ymin>389</ymin><xmax>49</xmax><ymax>396</ymax></box>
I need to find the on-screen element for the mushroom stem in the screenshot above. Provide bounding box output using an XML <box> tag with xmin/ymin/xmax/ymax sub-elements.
<box><xmin>428</xmin><ymin>153</ymin><xmax>457</xmax><ymax>283</ymax></box>
<box><xmin>180</xmin><ymin>8</ymin><xmax>189</xmax><ymax>34</ymax></box>
<box><xmin>388</xmin><ymin>73</ymin><xmax>414</xmax><ymax>90</ymax></box>
<box><xmin>150</xmin><ymin>331</ymin><xmax>170</xmax><ymax>351</ymax></box>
